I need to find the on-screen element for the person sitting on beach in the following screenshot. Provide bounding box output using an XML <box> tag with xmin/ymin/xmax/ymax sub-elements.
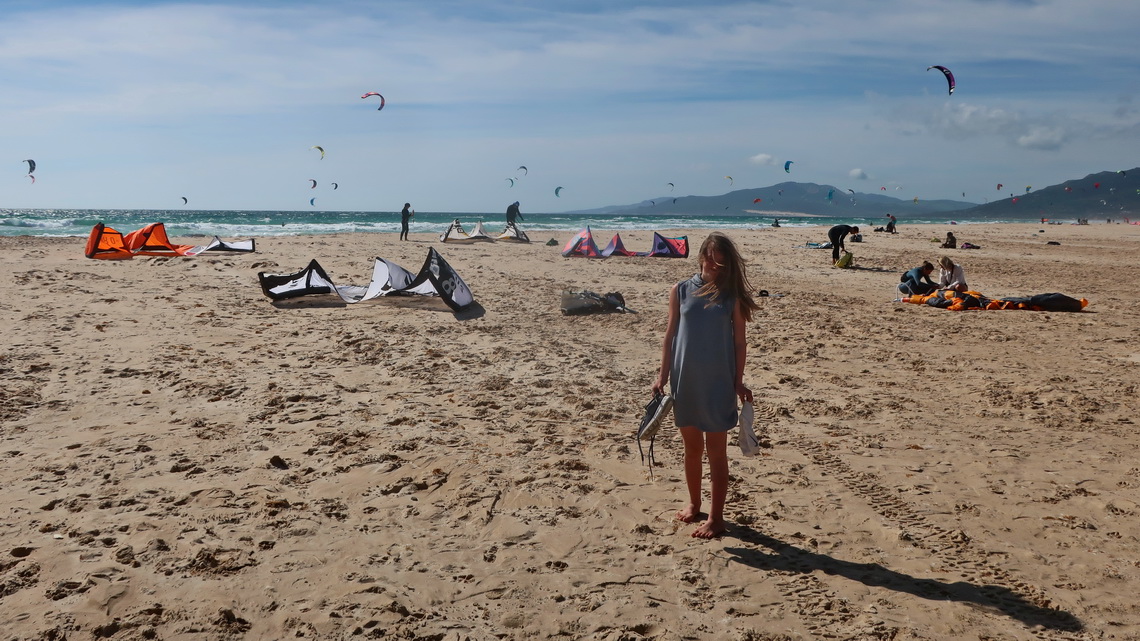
<box><xmin>885</xmin><ymin>214</ymin><xmax>897</xmax><ymax>234</ymax></box>
<box><xmin>827</xmin><ymin>224</ymin><xmax>859</xmax><ymax>265</ymax></box>
<box><xmin>937</xmin><ymin>256</ymin><xmax>967</xmax><ymax>292</ymax></box>
<box><xmin>900</xmin><ymin>261</ymin><xmax>937</xmax><ymax>296</ymax></box>
<box><xmin>941</xmin><ymin>231</ymin><xmax>957</xmax><ymax>249</ymax></box>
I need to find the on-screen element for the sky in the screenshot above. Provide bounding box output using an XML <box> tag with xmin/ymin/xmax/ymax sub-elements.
<box><xmin>2</xmin><ymin>0</ymin><xmax>1139</xmax><ymax>213</ymax></box>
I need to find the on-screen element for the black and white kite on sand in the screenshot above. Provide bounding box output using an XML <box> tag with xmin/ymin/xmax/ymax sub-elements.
<box><xmin>195</xmin><ymin>236</ymin><xmax>256</xmax><ymax>253</ymax></box>
<box><xmin>439</xmin><ymin>219</ymin><xmax>495</xmax><ymax>243</ymax></box>
<box><xmin>497</xmin><ymin>223</ymin><xmax>530</xmax><ymax>243</ymax></box>
<box><xmin>257</xmin><ymin>248</ymin><xmax>475</xmax><ymax>312</ymax></box>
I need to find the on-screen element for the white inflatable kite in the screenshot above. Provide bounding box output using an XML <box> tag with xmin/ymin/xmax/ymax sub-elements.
<box><xmin>257</xmin><ymin>248</ymin><xmax>475</xmax><ymax>312</ymax></box>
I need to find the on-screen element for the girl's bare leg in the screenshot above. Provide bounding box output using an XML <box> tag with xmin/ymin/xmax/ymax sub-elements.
<box><xmin>676</xmin><ymin>426</ymin><xmax>705</xmax><ymax>523</ymax></box>
<box><xmin>693</xmin><ymin>431</ymin><xmax>728</xmax><ymax>539</ymax></box>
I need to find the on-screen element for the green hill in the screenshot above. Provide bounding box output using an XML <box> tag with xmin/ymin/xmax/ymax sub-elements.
<box><xmin>564</xmin><ymin>182</ymin><xmax>974</xmax><ymax>217</ymax></box>
<box><xmin>950</xmin><ymin>169</ymin><xmax>1139</xmax><ymax>220</ymax></box>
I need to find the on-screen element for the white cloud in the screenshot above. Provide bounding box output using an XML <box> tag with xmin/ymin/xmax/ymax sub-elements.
<box><xmin>749</xmin><ymin>153</ymin><xmax>775</xmax><ymax>165</ymax></box>
<box><xmin>849</xmin><ymin>168</ymin><xmax>869</xmax><ymax>180</ymax></box>
<box><xmin>1016</xmin><ymin>126</ymin><xmax>1067</xmax><ymax>150</ymax></box>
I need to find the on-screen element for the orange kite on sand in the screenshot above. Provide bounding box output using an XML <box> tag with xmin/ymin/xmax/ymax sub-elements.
<box><xmin>85</xmin><ymin>223</ymin><xmax>255</xmax><ymax>259</ymax></box>
<box><xmin>903</xmin><ymin>289</ymin><xmax>1088</xmax><ymax>312</ymax></box>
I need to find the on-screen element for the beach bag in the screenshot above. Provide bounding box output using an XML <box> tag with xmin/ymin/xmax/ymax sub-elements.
<box><xmin>636</xmin><ymin>391</ymin><xmax>673</xmax><ymax>474</ymax></box>
<box><xmin>739</xmin><ymin>402</ymin><xmax>760</xmax><ymax>457</ymax></box>
<box><xmin>834</xmin><ymin>251</ymin><xmax>854</xmax><ymax>268</ymax></box>
<box><xmin>560</xmin><ymin>290</ymin><xmax>635</xmax><ymax>315</ymax></box>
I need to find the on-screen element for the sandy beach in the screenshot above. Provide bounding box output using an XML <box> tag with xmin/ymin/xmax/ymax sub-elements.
<box><xmin>2</xmin><ymin>221</ymin><xmax>1139</xmax><ymax>640</ymax></box>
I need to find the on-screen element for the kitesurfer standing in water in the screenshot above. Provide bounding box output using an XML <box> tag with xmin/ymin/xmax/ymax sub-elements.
<box><xmin>653</xmin><ymin>232</ymin><xmax>758</xmax><ymax>539</ymax></box>
<box><xmin>505</xmin><ymin>201</ymin><xmax>523</xmax><ymax>228</ymax></box>
<box><xmin>400</xmin><ymin>203</ymin><xmax>413</xmax><ymax>241</ymax></box>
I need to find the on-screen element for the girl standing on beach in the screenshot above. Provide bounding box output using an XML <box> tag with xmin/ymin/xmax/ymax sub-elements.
<box><xmin>653</xmin><ymin>232</ymin><xmax>758</xmax><ymax>539</ymax></box>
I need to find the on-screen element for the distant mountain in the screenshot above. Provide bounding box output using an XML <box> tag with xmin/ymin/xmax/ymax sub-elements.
<box><xmin>949</xmin><ymin>169</ymin><xmax>1139</xmax><ymax>219</ymax></box>
<box><xmin>562</xmin><ymin>181</ymin><xmax>974</xmax><ymax>217</ymax></box>
<box><xmin>561</xmin><ymin>170</ymin><xmax>1140</xmax><ymax>219</ymax></box>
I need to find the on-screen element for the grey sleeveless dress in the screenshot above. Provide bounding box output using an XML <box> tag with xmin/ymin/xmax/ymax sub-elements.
<box><xmin>670</xmin><ymin>274</ymin><xmax>738</xmax><ymax>432</ymax></box>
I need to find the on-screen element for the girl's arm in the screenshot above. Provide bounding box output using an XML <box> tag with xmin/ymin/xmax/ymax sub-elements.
<box><xmin>732</xmin><ymin>300</ymin><xmax>753</xmax><ymax>404</ymax></box>
<box><xmin>652</xmin><ymin>284</ymin><xmax>680</xmax><ymax>395</ymax></box>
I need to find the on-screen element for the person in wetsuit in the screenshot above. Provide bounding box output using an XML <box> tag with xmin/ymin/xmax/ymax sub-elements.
<box><xmin>506</xmin><ymin>201</ymin><xmax>523</xmax><ymax>228</ymax></box>
<box><xmin>900</xmin><ymin>261</ymin><xmax>937</xmax><ymax>296</ymax></box>
<box><xmin>827</xmin><ymin>224</ymin><xmax>859</xmax><ymax>264</ymax></box>
<box><xmin>400</xmin><ymin>203</ymin><xmax>414</xmax><ymax>241</ymax></box>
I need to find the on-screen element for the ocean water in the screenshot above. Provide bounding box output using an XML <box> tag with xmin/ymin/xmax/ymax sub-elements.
<box><xmin>0</xmin><ymin>207</ymin><xmax>1064</xmax><ymax>238</ymax></box>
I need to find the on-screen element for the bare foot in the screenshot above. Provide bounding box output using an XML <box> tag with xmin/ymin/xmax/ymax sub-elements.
<box><xmin>675</xmin><ymin>504</ymin><xmax>701</xmax><ymax>523</ymax></box>
<box><xmin>691</xmin><ymin>518</ymin><xmax>726</xmax><ymax>539</ymax></box>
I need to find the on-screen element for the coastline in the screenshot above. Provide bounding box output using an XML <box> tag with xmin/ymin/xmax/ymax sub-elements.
<box><xmin>2</xmin><ymin>222</ymin><xmax>1140</xmax><ymax>639</ymax></box>
<box><xmin>5</xmin><ymin>206</ymin><xmax>1136</xmax><ymax>239</ymax></box>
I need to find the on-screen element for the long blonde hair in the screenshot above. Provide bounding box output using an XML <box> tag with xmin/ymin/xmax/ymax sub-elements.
<box><xmin>696</xmin><ymin>232</ymin><xmax>759</xmax><ymax>322</ymax></box>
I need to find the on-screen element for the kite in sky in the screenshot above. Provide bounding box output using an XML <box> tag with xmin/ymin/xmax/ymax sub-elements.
<box><xmin>927</xmin><ymin>65</ymin><xmax>955</xmax><ymax>95</ymax></box>
<box><xmin>309</xmin><ymin>179</ymin><xmax>317</xmax><ymax>189</ymax></box>
<box><xmin>554</xmin><ymin>186</ymin><xmax>564</xmax><ymax>197</ymax></box>
<box><xmin>506</xmin><ymin>178</ymin><xmax>515</xmax><ymax>188</ymax></box>
<box><xmin>996</xmin><ymin>183</ymin><xmax>1003</xmax><ymax>190</ymax></box>
<box><xmin>361</xmin><ymin>92</ymin><xmax>385</xmax><ymax>110</ymax></box>
<box><xmin>667</xmin><ymin>182</ymin><xmax>674</xmax><ymax>191</ymax></box>
<box><xmin>23</xmin><ymin>159</ymin><xmax>35</xmax><ymax>175</ymax></box>
<box><xmin>784</xmin><ymin>161</ymin><xmax>793</xmax><ymax>173</ymax></box>
<box><xmin>332</xmin><ymin>183</ymin><xmax>338</xmax><ymax>190</ymax></box>
<box><xmin>725</xmin><ymin>176</ymin><xmax>733</xmax><ymax>185</ymax></box>
<box><xmin>181</xmin><ymin>196</ymin><xmax>188</xmax><ymax>204</ymax></box>
<box><xmin>311</xmin><ymin>146</ymin><xmax>325</xmax><ymax>159</ymax></box>
<box><xmin>518</xmin><ymin>166</ymin><xmax>527</xmax><ymax>176</ymax></box>
<box><xmin>27</xmin><ymin>175</ymin><xmax>35</xmax><ymax>184</ymax></box>
<box><xmin>310</xmin><ymin>197</ymin><xmax>316</xmax><ymax>206</ymax></box>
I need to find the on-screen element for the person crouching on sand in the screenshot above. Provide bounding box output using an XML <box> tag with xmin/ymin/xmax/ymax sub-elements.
<box><xmin>938</xmin><ymin>256</ymin><xmax>968</xmax><ymax>292</ymax></box>
<box><xmin>653</xmin><ymin>232</ymin><xmax>759</xmax><ymax>539</ymax></box>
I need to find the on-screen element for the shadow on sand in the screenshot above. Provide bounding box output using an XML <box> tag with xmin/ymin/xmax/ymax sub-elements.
<box><xmin>269</xmin><ymin>296</ymin><xmax>485</xmax><ymax>320</ymax></box>
<box><xmin>722</xmin><ymin>527</ymin><xmax>1082</xmax><ymax>634</ymax></box>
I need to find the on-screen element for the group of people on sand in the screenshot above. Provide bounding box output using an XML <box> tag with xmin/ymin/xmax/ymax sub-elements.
<box><xmin>899</xmin><ymin>256</ymin><xmax>967</xmax><ymax>296</ymax></box>
<box><xmin>398</xmin><ymin>201</ymin><xmax>526</xmax><ymax>241</ymax></box>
